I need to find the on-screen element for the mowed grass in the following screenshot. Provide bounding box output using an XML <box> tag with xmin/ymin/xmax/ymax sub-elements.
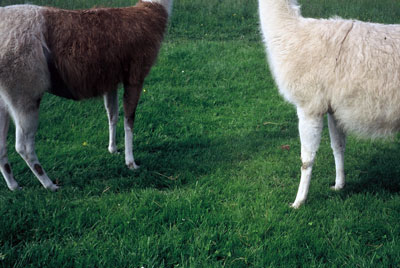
<box><xmin>1</xmin><ymin>0</ymin><xmax>400</xmax><ymax>267</ymax></box>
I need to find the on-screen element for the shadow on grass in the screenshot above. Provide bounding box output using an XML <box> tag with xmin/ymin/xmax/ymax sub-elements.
<box><xmin>68</xmin><ymin>123</ymin><xmax>298</xmax><ymax>195</ymax></box>
<box><xmin>339</xmin><ymin>143</ymin><xmax>400</xmax><ymax>197</ymax></box>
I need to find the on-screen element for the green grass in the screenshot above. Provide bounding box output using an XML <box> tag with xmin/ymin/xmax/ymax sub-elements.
<box><xmin>1</xmin><ymin>0</ymin><xmax>400</xmax><ymax>267</ymax></box>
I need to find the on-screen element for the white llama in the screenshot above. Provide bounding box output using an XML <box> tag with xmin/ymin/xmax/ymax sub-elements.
<box><xmin>259</xmin><ymin>0</ymin><xmax>400</xmax><ymax>208</ymax></box>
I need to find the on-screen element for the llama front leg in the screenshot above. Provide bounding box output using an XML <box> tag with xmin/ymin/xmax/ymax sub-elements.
<box><xmin>15</xmin><ymin>109</ymin><xmax>58</xmax><ymax>191</ymax></box>
<box><xmin>104</xmin><ymin>90</ymin><xmax>119</xmax><ymax>154</ymax></box>
<box><xmin>328</xmin><ymin>113</ymin><xmax>346</xmax><ymax>190</ymax></box>
<box><xmin>123</xmin><ymin>82</ymin><xmax>142</xmax><ymax>170</ymax></box>
<box><xmin>291</xmin><ymin>108</ymin><xmax>323</xmax><ymax>208</ymax></box>
<box><xmin>0</xmin><ymin>101</ymin><xmax>20</xmax><ymax>191</ymax></box>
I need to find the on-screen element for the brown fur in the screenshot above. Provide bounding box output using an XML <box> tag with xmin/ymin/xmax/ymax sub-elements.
<box><xmin>4</xmin><ymin>164</ymin><xmax>11</xmax><ymax>174</ymax></box>
<box><xmin>42</xmin><ymin>2</ymin><xmax>168</xmax><ymax>101</ymax></box>
<box><xmin>34</xmin><ymin>164</ymin><xmax>44</xmax><ymax>176</ymax></box>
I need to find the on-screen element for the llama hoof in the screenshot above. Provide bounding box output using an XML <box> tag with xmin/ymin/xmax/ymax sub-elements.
<box><xmin>290</xmin><ymin>202</ymin><xmax>303</xmax><ymax>209</ymax></box>
<box><xmin>330</xmin><ymin>184</ymin><xmax>345</xmax><ymax>191</ymax></box>
<box><xmin>9</xmin><ymin>184</ymin><xmax>22</xmax><ymax>191</ymax></box>
<box><xmin>108</xmin><ymin>146</ymin><xmax>118</xmax><ymax>154</ymax></box>
<box><xmin>127</xmin><ymin>162</ymin><xmax>140</xmax><ymax>170</ymax></box>
<box><xmin>47</xmin><ymin>184</ymin><xmax>60</xmax><ymax>192</ymax></box>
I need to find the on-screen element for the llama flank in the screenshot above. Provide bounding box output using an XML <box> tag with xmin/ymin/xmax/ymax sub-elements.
<box><xmin>258</xmin><ymin>0</ymin><xmax>400</xmax><ymax>208</ymax></box>
<box><xmin>0</xmin><ymin>0</ymin><xmax>173</xmax><ymax>191</ymax></box>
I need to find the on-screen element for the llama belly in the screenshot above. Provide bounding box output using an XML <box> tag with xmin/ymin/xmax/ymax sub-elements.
<box><xmin>42</xmin><ymin>46</ymin><xmax>78</xmax><ymax>100</ymax></box>
<box><xmin>334</xmin><ymin>100</ymin><xmax>400</xmax><ymax>138</ymax></box>
<box><xmin>331</xmin><ymin>72</ymin><xmax>400</xmax><ymax>138</ymax></box>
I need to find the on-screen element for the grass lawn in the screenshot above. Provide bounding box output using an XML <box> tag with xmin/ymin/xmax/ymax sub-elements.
<box><xmin>1</xmin><ymin>0</ymin><xmax>400</xmax><ymax>267</ymax></box>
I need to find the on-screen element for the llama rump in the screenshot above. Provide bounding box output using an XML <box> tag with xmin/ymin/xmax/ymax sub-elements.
<box><xmin>259</xmin><ymin>0</ymin><xmax>400</xmax><ymax>208</ymax></box>
<box><xmin>0</xmin><ymin>0</ymin><xmax>173</xmax><ymax>191</ymax></box>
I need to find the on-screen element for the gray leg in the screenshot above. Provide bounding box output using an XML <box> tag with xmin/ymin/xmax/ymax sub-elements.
<box><xmin>328</xmin><ymin>113</ymin><xmax>346</xmax><ymax>190</ymax></box>
<box><xmin>14</xmin><ymin>107</ymin><xmax>58</xmax><ymax>191</ymax></box>
<box><xmin>0</xmin><ymin>99</ymin><xmax>20</xmax><ymax>190</ymax></box>
<box><xmin>104</xmin><ymin>90</ymin><xmax>119</xmax><ymax>154</ymax></box>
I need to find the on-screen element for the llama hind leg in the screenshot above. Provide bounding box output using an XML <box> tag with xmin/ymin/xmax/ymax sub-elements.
<box><xmin>14</xmin><ymin>107</ymin><xmax>58</xmax><ymax>191</ymax></box>
<box><xmin>104</xmin><ymin>90</ymin><xmax>119</xmax><ymax>154</ymax></box>
<box><xmin>123</xmin><ymin>82</ymin><xmax>143</xmax><ymax>170</ymax></box>
<box><xmin>328</xmin><ymin>113</ymin><xmax>346</xmax><ymax>190</ymax></box>
<box><xmin>291</xmin><ymin>108</ymin><xmax>323</xmax><ymax>208</ymax></box>
<box><xmin>0</xmin><ymin>100</ymin><xmax>20</xmax><ymax>191</ymax></box>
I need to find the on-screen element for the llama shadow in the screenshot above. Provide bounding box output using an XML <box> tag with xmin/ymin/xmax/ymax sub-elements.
<box><xmin>88</xmin><ymin>122</ymin><xmax>299</xmax><ymax>193</ymax></box>
<box><xmin>339</xmin><ymin>143</ymin><xmax>400</xmax><ymax>197</ymax></box>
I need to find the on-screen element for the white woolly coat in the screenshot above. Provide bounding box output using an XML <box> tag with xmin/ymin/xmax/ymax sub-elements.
<box><xmin>260</xmin><ymin>0</ymin><xmax>400</xmax><ymax>138</ymax></box>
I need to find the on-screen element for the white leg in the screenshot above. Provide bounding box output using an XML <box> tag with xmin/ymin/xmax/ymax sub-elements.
<box><xmin>124</xmin><ymin>117</ymin><xmax>139</xmax><ymax>170</ymax></box>
<box><xmin>123</xmin><ymin>82</ymin><xmax>142</xmax><ymax>170</ymax></box>
<box><xmin>328</xmin><ymin>113</ymin><xmax>346</xmax><ymax>190</ymax></box>
<box><xmin>0</xmin><ymin>100</ymin><xmax>20</xmax><ymax>191</ymax></box>
<box><xmin>15</xmin><ymin>109</ymin><xmax>58</xmax><ymax>191</ymax></box>
<box><xmin>104</xmin><ymin>90</ymin><xmax>119</xmax><ymax>154</ymax></box>
<box><xmin>291</xmin><ymin>108</ymin><xmax>323</xmax><ymax>209</ymax></box>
